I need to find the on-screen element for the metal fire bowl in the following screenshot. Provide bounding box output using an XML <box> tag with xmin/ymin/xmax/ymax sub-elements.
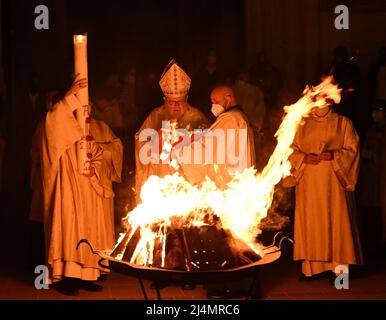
<box><xmin>77</xmin><ymin>232</ymin><xmax>293</xmax><ymax>300</ymax></box>
<box><xmin>77</xmin><ymin>232</ymin><xmax>292</xmax><ymax>281</ymax></box>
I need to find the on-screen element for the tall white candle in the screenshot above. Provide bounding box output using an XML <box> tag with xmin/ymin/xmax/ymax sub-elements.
<box><xmin>73</xmin><ymin>34</ymin><xmax>92</xmax><ymax>175</ymax></box>
<box><xmin>73</xmin><ymin>34</ymin><xmax>88</xmax><ymax>128</ymax></box>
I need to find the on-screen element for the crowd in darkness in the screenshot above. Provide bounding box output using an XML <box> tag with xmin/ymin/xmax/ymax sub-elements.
<box><xmin>325</xmin><ymin>46</ymin><xmax>386</xmax><ymax>257</ymax></box>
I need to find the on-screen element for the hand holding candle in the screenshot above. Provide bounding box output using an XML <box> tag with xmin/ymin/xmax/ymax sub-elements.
<box><xmin>66</xmin><ymin>74</ymin><xmax>88</xmax><ymax>97</ymax></box>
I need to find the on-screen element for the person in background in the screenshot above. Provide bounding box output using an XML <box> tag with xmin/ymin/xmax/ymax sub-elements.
<box><xmin>368</xmin><ymin>47</ymin><xmax>386</xmax><ymax>105</ymax></box>
<box><xmin>0</xmin><ymin>93</ymin><xmax>5</xmax><ymax>193</ymax></box>
<box><xmin>328</xmin><ymin>46</ymin><xmax>363</xmax><ymax>136</ymax></box>
<box><xmin>92</xmin><ymin>78</ymin><xmax>126</xmax><ymax>139</ymax></box>
<box><xmin>234</xmin><ymin>69</ymin><xmax>265</xmax><ymax>168</ymax></box>
<box><xmin>119</xmin><ymin>66</ymin><xmax>139</xmax><ymax>137</ymax></box>
<box><xmin>27</xmin><ymin>72</ymin><xmax>47</xmax><ymax>130</ymax></box>
<box><xmin>359</xmin><ymin>100</ymin><xmax>386</xmax><ymax>254</ymax></box>
<box><xmin>375</xmin><ymin>52</ymin><xmax>386</xmax><ymax>103</ymax></box>
<box><xmin>0</xmin><ymin>126</ymin><xmax>4</xmax><ymax>196</ymax></box>
<box><xmin>113</xmin><ymin>65</ymin><xmax>140</xmax><ymax>236</ymax></box>
<box><xmin>136</xmin><ymin>66</ymin><xmax>161</xmax><ymax>122</ymax></box>
<box><xmin>248</xmin><ymin>52</ymin><xmax>283</xmax><ymax>109</ymax></box>
<box><xmin>191</xmin><ymin>50</ymin><xmax>226</xmax><ymax>121</ymax></box>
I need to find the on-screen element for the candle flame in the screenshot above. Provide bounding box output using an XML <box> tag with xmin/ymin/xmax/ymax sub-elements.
<box><xmin>74</xmin><ymin>35</ymin><xmax>86</xmax><ymax>43</ymax></box>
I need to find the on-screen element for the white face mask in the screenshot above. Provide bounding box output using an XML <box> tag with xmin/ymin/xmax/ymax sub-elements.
<box><xmin>211</xmin><ymin>98</ymin><xmax>230</xmax><ymax>117</ymax></box>
<box><xmin>211</xmin><ymin>103</ymin><xmax>225</xmax><ymax>117</ymax></box>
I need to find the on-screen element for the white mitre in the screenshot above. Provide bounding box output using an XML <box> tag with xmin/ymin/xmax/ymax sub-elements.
<box><xmin>159</xmin><ymin>59</ymin><xmax>191</xmax><ymax>98</ymax></box>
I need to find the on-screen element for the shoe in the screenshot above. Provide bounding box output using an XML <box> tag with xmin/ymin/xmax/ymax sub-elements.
<box><xmin>298</xmin><ymin>274</ymin><xmax>313</xmax><ymax>282</ymax></box>
<box><xmin>78</xmin><ymin>280</ymin><xmax>103</xmax><ymax>292</ymax></box>
<box><xmin>182</xmin><ymin>283</ymin><xmax>196</xmax><ymax>290</ymax></box>
<box><xmin>54</xmin><ymin>278</ymin><xmax>79</xmax><ymax>296</ymax></box>
<box><xmin>98</xmin><ymin>274</ymin><xmax>108</xmax><ymax>281</ymax></box>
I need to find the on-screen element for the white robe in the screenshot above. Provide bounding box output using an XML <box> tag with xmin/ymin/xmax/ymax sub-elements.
<box><xmin>287</xmin><ymin>111</ymin><xmax>363</xmax><ymax>276</ymax></box>
<box><xmin>359</xmin><ymin>123</ymin><xmax>386</xmax><ymax>243</ymax></box>
<box><xmin>41</xmin><ymin>94</ymin><xmax>123</xmax><ymax>282</ymax></box>
<box><xmin>176</xmin><ymin>107</ymin><xmax>256</xmax><ymax>188</ymax></box>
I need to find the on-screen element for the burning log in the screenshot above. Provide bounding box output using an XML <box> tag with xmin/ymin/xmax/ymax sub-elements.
<box><xmin>112</xmin><ymin>219</ymin><xmax>262</xmax><ymax>271</ymax></box>
<box><xmin>111</xmin><ymin>226</ymin><xmax>140</xmax><ymax>261</ymax></box>
<box><xmin>183</xmin><ymin>226</ymin><xmax>237</xmax><ymax>270</ymax></box>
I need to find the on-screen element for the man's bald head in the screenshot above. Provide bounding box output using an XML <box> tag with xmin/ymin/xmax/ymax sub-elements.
<box><xmin>210</xmin><ymin>85</ymin><xmax>237</xmax><ymax>109</ymax></box>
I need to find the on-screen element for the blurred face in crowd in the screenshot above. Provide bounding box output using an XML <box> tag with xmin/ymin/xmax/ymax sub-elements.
<box><xmin>207</xmin><ymin>51</ymin><xmax>217</xmax><ymax>65</ymax></box>
<box><xmin>46</xmin><ymin>90</ymin><xmax>60</xmax><ymax>111</ymax></box>
<box><xmin>333</xmin><ymin>48</ymin><xmax>350</xmax><ymax>66</ymax></box>
<box><xmin>122</xmin><ymin>67</ymin><xmax>136</xmax><ymax>86</ymax></box>
<box><xmin>372</xmin><ymin>106</ymin><xmax>385</xmax><ymax>124</ymax></box>
<box><xmin>164</xmin><ymin>95</ymin><xmax>188</xmax><ymax>120</ymax></box>
<box><xmin>94</xmin><ymin>97</ymin><xmax>117</xmax><ymax>112</ymax></box>
<box><xmin>148</xmin><ymin>72</ymin><xmax>156</xmax><ymax>83</ymax></box>
<box><xmin>128</xmin><ymin>68</ymin><xmax>136</xmax><ymax>85</ymax></box>
<box><xmin>235</xmin><ymin>71</ymin><xmax>249</xmax><ymax>86</ymax></box>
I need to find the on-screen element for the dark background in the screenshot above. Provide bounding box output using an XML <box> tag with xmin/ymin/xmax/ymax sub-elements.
<box><xmin>0</xmin><ymin>0</ymin><xmax>385</xmax><ymax>273</ymax></box>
